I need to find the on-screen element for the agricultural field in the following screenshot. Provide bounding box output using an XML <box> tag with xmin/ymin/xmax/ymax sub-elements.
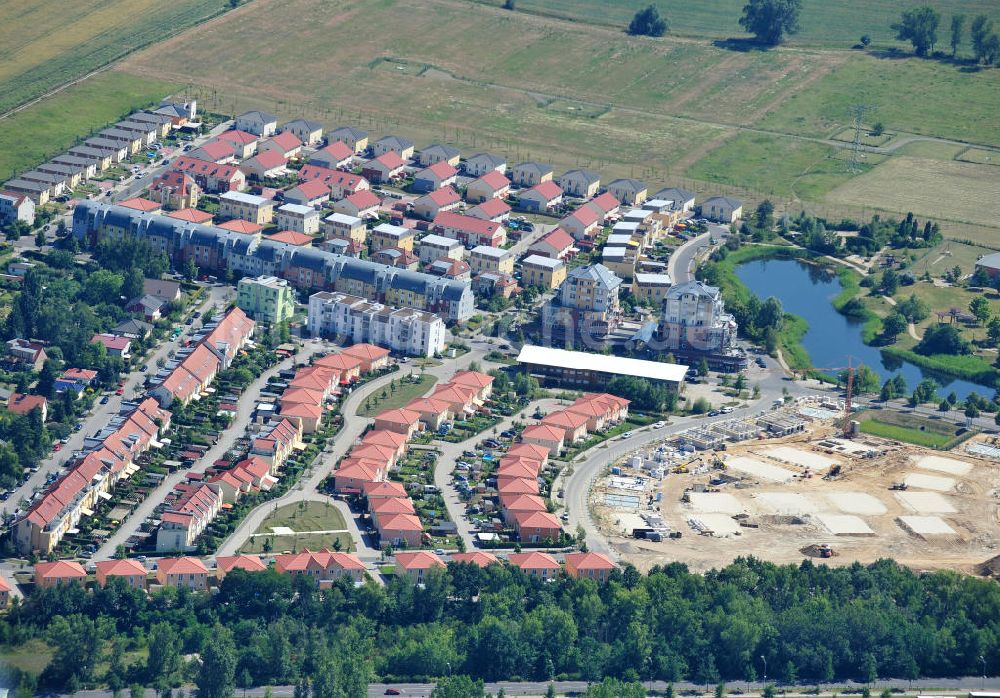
<box><xmin>0</xmin><ymin>72</ymin><xmax>177</xmax><ymax>180</ymax></box>
<box><xmin>824</xmin><ymin>156</ymin><xmax>1000</xmax><ymax>230</ymax></box>
<box><xmin>493</xmin><ymin>0</ymin><xmax>1000</xmax><ymax>48</ymax></box>
<box><xmin>0</xmin><ymin>0</ymin><xmax>228</xmax><ymax>115</ymax></box>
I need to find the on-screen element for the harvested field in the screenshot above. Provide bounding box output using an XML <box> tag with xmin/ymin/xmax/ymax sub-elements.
<box><xmin>824</xmin><ymin>156</ymin><xmax>1000</xmax><ymax>230</ymax></box>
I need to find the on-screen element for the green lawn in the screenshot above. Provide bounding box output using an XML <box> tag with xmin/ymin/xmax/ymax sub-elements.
<box><xmin>241</xmin><ymin>500</ymin><xmax>352</xmax><ymax>554</ymax></box>
<box><xmin>491</xmin><ymin>0</ymin><xmax>1000</xmax><ymax>48</ymax></box>
<box><xmin>858</xmin><ymin>410</ymin><xmax>958</xmax><ymax>448</ymax></box>
<box><xmin>0</xmin><ymin>638</ymin><xmax>54</xmax><ymax>676</ymax></box>
<box><xmin>356</xmin><ymin>374</ymin><xmax>438</xmax><ymax>418</ymax></box>
<box><xmin>0</xmin><ymin>71</ymin><xmax>178</xmax><ymax>180</ymax></box>
<box><xmin>685</xmin><ymin>132</ymin><xmax>867</xmax><ymax>201</ymax></box>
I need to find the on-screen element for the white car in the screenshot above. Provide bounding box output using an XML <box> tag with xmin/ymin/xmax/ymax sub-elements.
<box><xmin>720</xmin><ymin>407</ymin><xmax>734</xmax><ymax>414</ymax></box>
<box><xmin>620</xmin><ymin>431</ymin><xmax>634</xmax><ymax>439</ymax></box>
<box><xmin>653</xmin><ymin>421</ymin><xmax>666</xmax><ymax>428</ymax></box>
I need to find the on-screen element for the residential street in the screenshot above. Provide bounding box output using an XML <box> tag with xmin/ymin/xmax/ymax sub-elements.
<box><xmin>0</xmin><ymin>284</ymin><xmax>232</xmax><ymax>520</ymax></box>
<box><xmin>92</xmin><ymin>341</ymin><xmax>313</xmax><ymax>561</ymax></box>
<box><xmin>212</xmin><ymin>343</ymin><xmax>491</xmax><ymax>561</ymax></box>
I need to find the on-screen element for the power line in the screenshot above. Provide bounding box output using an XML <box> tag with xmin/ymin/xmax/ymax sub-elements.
<box><xmin>847</xmin><ymin>103</ymin><xmax>876</xmax><ymax>173</ymax></box>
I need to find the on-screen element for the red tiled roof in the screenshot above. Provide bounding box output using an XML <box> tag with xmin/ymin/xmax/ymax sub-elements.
<box><xmin>281</xmin><ymin>402</ymin><xmax>323</xmax><ymax>419</ymax></box>
<box><xmin>564</xmin><ymin>551</ymin><xmax>616</xmax><ymax>571</ymax></box>
<box><xmin>363</xmin><ymin>429</ymin><xmax>408</xmax><ymax>449</ymax></box>
<box><xmin>266</xmin><ymin>230</ymin><xmax>314</xmax><ymax>246</ymax></box>
<box><xmin>218</xmin><ymin>219</ymin><xmax>264</xmax><ymax>235</ymax></box>
<box><xmin>433</xmin><ymin>211</ymin><xmax>502</xmax><ymax>237</ymax></box>
<box><xmin>372</xmin><ymin>151</ymin><xmax>406</xmax><ymax>169</ymax></box>
<box><xmin>406</xmin><ymin>397</ymin><xmax>451</xmax><ymax>414</ymax></box>
<box><xmin>7</xmin><ymin>392</ymin><xmax>46</xmax><ymax>415</ymax></box>
<box><xmin>62</xmin><ymin>368</ymin><xmax>98</xmax><ymax>382</ymax></box>
<box><xmin>526</xmin><ymin>180</ymin><xmax>563</xmax><ymax>201</ymax></box>
<box><xmin>218</xmin><ymin>129</ymin><xmax>258</xmax><ymax>145</ymax></box>
<box><xmin>196</xmin><ymin>140</ymin><xmax>237</xmax><ymax>161</ymax></box>
<box><xmin>315</xmin><ymin>353</ymin><xmax>363</xmax><ymax>372</ymax></box>
<box><xmin>587</xmin><ymin>191</ymin><xmax>620</xmax><ymax>213</ymax></box>
<box><xmin>513</xmin><ymin>510</ymin><xmax>561</xmax><ymax>530</ymax></box>
<box><xmin>96</xmin><ymin>559</ymin><xmax>148</xmax><ymax>577</ymax></box>
<box><xmin>362</xmin><ymin>480</ymin><xmax>407</xmax><ymax>498</ymax></box>
<box><xmin>450</xmin><ymin>371</ymin><xmax>494</xmax><ymax>390</ymax></box>
<box><xmin>371</xmin><ymin>497</ymin><xmax>415</xmax><ymax>515</ymax></box>
<box><xmin>506</xmin><ymin>443</ymin><xmax>550</xmax><ymax>461</ymax></box>
<box><xmin>507</xmin><ymin>551</ymin><xmax>559</xmax><ymax>570</ymax></box>
<box><xmin>216</xmin><ymin>554</ymin><xmax>267</xmax><ymax>573</ymax></box>
<box><xmin>317</xmin><ymin>141</ymin><xmax>353</xmax><ymax>162</ymax></box>
<box><xmin>422</xmin><ymin>161</ymin><xmax>457</xmax><ymax>179</ymax></box>
<box><xmin>380</xmin><ymin>513</ymin><xmax>424</xmax><ymax>533</ymax></box>
<box><xmin>35</xmin><ymin>560</ymin><xmax>86</xmax><ymax>580</ymax></box>
<box><xmin>247</xmin><ymin>149</ymin><xmax>287</xmax><ymax>170</ymax></box>
<box><xmin>450</xmin><ymin>551</ymin><xmax>499</xmax><ymax>567</ymax></box>
<box><xmin>424</xmin><ymin>186</ymin><xmax>461</xmax><ymax>206</ymax></box>
<box><xmin>170</xmin><ymin>156</ymin><xmax>242</xmax><ymax>181</ymax></box>
<box><xmin>344</xmin><ymin>189</ymin><xmax>381</xmax><ymax>209</ymax></box>
<box><xmin>541</xmin><ymin>410</ymin><xmax>589</xmax><ymax>429</ymax></box>
<box><xmin>497</xmin><ymin>477</ymin><xmax>540</xmax><ymax>495</ymax></box>
<box><xmin>166</xmin><ymin>207</ymin><xmax>214</xmax><ymax>223</ymax></box>
<box><xmin>476</xmin><ymin>170</ymin><xmax>510</xmax><ymax>190</ymax></box>
<box><xmin>267</xmin><ymin>131</ymin><xmax>302</xmax><ymax>151</ymax></box>
<box><xmin>395</xmin><ymin>550</ymin><xmax>445</xmax><ymax>569</ymax></box>
<box><xmin>118</xmin><ymin>197</ymin><xmax>161</xmax><ymax>212</ymax></box>
<box><xmin>158</xmin><ymin>556</ymin><xmax>209</xmax><ymax>575</ymax></box>
<box><xmin>289</xmin><ymin>179</ymin><xmax>330</xmax><ymax>200</ymax></box>
<box><xmin>472</xmin><ymin>198</ymin><xmax>511</xmax><ymax>217</ymax></box>
<box><xmin>342</xmin><ymin>343</ymin><xmax>391</xmax><ymax>362</ymax></box>
<box><xmin>374</xmin><ymin>407</ymin><xmax>420</xmax><ymax>425</ymax></box>
<box><xmin>521</xmin><ymin>424</ymin><xmax>564</xmax><ymax>442</ymax></box>
<box><xmin>568</xmin><ymin>204</ymin><xmax>600</xmax><ymax>226</ymax></box>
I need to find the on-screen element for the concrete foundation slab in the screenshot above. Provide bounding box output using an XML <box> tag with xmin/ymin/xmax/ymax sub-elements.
<box><xmin>824</xmin><ymin>492</ymin><xmax>887</xmax><ymax>515</ymax></box>
<box><xmin>904</xmin><ymin>473</ymin><xmax>956</xmax><ymax>492</ymax></box>
<box><xmin>815</xmin><ymin>513</ymin><xmax>875</xmax><ymax>535</ymax></box>
<box><xmin>725</xmin><ymin>456</ymin><xmax>796</xmax><ymax>483</ymax></box>
<box><xmin>914</xmin><ymin>455</ymin><xmax>973</xmax><ymax>476</ymax></box>
<box><xmin>765</xmin><ymin>446</ymin><xmax>839</xmax><ymax>472</ymax></box>
<box><xmin>898</xmin><ymin>515</ymin><xmax>957</xmax><ymax>538</ymax></box>
<box><xmin>755</xmin><ymin>492</ymin><xmax>819</xmax><ymax>516</ymax></box>
<box><xmin>895</xmin><ymin>491</ymin><xmax>957</xmax><ymax>513</ymax></box>
<box><xmin>688</xmin><ymin>492</ymin><xmax>745</xmax><ymax>514</ymax></box>
<box><xmin>690</xmin><ymin>513</ymin><xmax>741</xmax><ymax>536</ymax></box>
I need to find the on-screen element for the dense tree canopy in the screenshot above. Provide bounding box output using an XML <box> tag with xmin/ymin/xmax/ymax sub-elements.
<box><xmin>6</xmin><ymin>557</ymin><xmax>1000</xmax><ymax>697</ymax></box>
<box><xmin>893</xmin><ymin>6</ymin><xmax>941</xmax><ymax>56</ymax></box>
<box><xmin>627</xmin><ymin>5</ymin><xmax>668</xmax><ymax>37</ymax></box>
<box><xmin>739</xmin><ymin>0</ymin><xmax>802</xmax><ymax>45</ymax></box>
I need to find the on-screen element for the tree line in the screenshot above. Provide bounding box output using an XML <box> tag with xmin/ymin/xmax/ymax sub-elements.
<box><xmin>8</xmin><ymin>556</ymin><xmax>999</xmax><ymax>697</ymax></box>
<box><xmin>894</xmin><ymin>8</ymin><xmax>999</xmax><ymax>65</ymax></box>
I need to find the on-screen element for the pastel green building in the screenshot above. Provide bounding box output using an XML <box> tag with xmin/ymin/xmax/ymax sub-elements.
<box><xmin>237</xmin><ymin>275</ymin><xmax>295</xmax><ymax>324</ymax></box>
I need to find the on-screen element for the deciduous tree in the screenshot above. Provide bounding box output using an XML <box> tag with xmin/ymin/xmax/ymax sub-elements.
<box><xmin>739</xmin><ymin>0</ymin><xmax>802</xmax><ymax>45</ymax></box>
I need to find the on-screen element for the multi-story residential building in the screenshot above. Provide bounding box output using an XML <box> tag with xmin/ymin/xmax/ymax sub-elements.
<box><xmin>372</xmin><ymin>223</ymin><xmax>415</xmax><ymax>253</ymax></box>
<box><xmin>418</xmin><ymin>234</ymin><xmax>464</xmax><ymax>265</ymax></box>
<box><xmin>656</xmin><ymin>280</ymin><xmax>739</xmax><ymax>359</ymax></box>
<box><xmin>632</xmin><ymin>273</ymin><xmax>673</xmax><ymax>306</ymax></box>
<box><xmin>469</xmin><ymin>246</ymin><xmax>514</xmax><ymax>276</ymax></box>
<box><xmin>543</xmin><ymin>263</ymin><xmax>622</xmax><ymax>341</ymax></box>
<box><xmin>219</xmin><ymin>191</ymin><xmax>274</xmax><ymax>224</ymax></box>
<box><xmin>275</xmin><ymin>203</ymin><xmax>320</xmax><ymax>234</ymax></box>
<box><xmin>308</xmin><ymin>291</ymin><xmax>447</xmax><ymax>357</ymax></box>
<box><xmin>237</xmin><ymin>275</ymin><xmax>296</xmax><ymax>324</ymax></box>
<box><xmin>521</xmin><ymin>254</ymin><xmax>566</xmax><ymax>290</ymax></box>
<box><xmin>73</xmin><ymin>202</ymin><xmax>475</xmax><ymax>322</ymax></box>
<box><xmin>322</xmin><ymin>212</ymin><xmax>366</xmax><ymax>245</ymax></box>
<box><xmin>432</xmin><ymin>212</ymin><xmax>506</xmax><ymax>248</ymax></box>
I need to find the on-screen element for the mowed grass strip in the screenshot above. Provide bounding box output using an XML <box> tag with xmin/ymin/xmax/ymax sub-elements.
<box><xmin>490</xmin><ymin>0</ymin><xmax>1000</xmax><ymax>48</ymax></box>
<box><xmin>0</xmin><ymin>0</ymin><xmax>228</xmax><ymax>114</ymax></box>
<box><xmin>241</xmin><ymin>500</ymin><xmax>353</xmax><ymax>553</ymax></box>
<box><xmin>0</xmin><ymin>71</ymin><xmax>179</xmax><ymax>179</ymax></box>
<box><xmin>356</xmin><ymin>374</ymin><xmax>438</xmax><ymax>418</ymax></box>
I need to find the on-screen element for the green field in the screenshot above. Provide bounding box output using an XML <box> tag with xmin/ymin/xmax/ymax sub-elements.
<box><xmin>0</xmin><ymin>72</ymin><xmax>178</xmax><ymax>180</ymax></box>
<box><xmin>0</xmin><ymin>0</ymin><xmax>228</xmax><ymax>115</ymax></box>
<box><xmin>858</xmin><ymin>410</ymin><xmax>959</xmax><ymax>448</ymax></box>
<box><xmin>240</xmin><ymin>500</ymin><xmax>352</xmax><ymax>554</ymax></box>
<box><xmin>489</xmin><ymin>0</ymin><xmax>1000</xmax><ymax>48</ymax></box>
<box><xmin>0</xmin><ymin>638</ymin><xmax>53</xmax><ymax>676</ymax></box>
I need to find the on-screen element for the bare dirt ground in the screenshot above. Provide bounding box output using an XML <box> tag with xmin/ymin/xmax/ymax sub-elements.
<box><xmin>593</xmin><ymin>423</ymin><xmax>1000</xmax><ymax>575</ymax></box>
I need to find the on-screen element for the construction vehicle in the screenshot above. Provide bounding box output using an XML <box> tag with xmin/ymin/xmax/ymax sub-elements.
<box><xmin>819</xmin><ymin>544</ymin><xmax>834</xmax><ymax>558</ymax></box>
<box><xmin>890</xmin><ymin>482</ymin><xmax>908</xmax><ymax>491</ymax></box>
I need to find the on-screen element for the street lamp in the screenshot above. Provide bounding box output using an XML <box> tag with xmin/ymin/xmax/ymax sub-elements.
<box><xmin>760</xmin><ymin>656</ymin><xmax>767</xmax><ymax>693</ymax></box>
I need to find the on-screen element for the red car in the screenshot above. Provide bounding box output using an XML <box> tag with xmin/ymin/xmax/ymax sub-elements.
<box><xmin>116</xmin><ymin>388</ymin><xmax>124</xmax><ymax>395</ymax></box>
<box><xmin>53</xmin><ymin>443</ymin><xmax>62</xmax><ymax>452</ymax></box>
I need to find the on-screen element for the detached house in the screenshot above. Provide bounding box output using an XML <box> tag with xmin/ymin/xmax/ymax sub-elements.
<box><xmin>564</xmin><ymin>551</ymin><xmax>616</xmax><ymax>582</ymax></box>
<box><xmin>508</xmin><ymin>551</ymin><xmax>560</xmax><ymax>580</ymax></box>
<box><xmin>700</xmin><ymin>196</ymin><xmax>743</xmax><ymax>223</ymax></box>
<box><xmin>520</xmin><ymin>424</ymin><xmax>565</xmax><ymax>455</ymax></box>
<box><xmin>372</xmin><ymin>135</ymin><xmax>415</xmax><ymax>160</ymax></box>
<box><xmin>413</xmin><ymin>186</ymin><xmax>461</xmax><ymax>220</ymax></box>
<box><xmin>395</xmin><ymin>551</ymin><xmax>445</xmax><ymax>582</ymax></box>
<box><xmin>35</xmin><ymin>560</ymin><xmax>87</xmax><ymax>588</ymax></box>
<box><xmin>413</xmin><ymin>161</ymin><xmax>458</xmax><ymax>192</ymax></box>
<box><xmin>606</xmin><ymin>178</ymin><xmax>648</xmax><ymax>206</ymax></box>
<box><xmin>362</xmin><ymin>151</ymin><xmax>407</xmax><ymax>184</ymax></box>
<box><xmin>329</xmin><ymin>126</ymin><xmax>369</xmax><ymax>153</ymax></box>
<box><xmin>189</xmin><ymin>139</ymin><xmax>237</xmax><ymax>164</ymax></box>
<box><xmin>309</xmin><ymin>141</ymin><xmax>354</xmax><ymax>170</ymax></box>
<box><xmin>259</xmin><ymin>131</ymin><xmax>303</xmax><ymax>160</ymax></box>
<box><xmin>518</xmin><ymin>181</ymin><xmax>563</xmax><ymax>213</ymax></box>
<box><xmin>418</xmin><ymin>143</ymin><xmax>461</xmax><ymax>167</ymax></box>
<box><xmin>558</xmin><ymin>169</ymin><xmax>601</xmax><ymax>198</ymax></box>
<box><xmin>96</xmin><ymin>559</ymin><xmax>148</xmax><ymax>589</ymax></box>
<box><xmin>284</xmin><ymin>179</ymin><xmax>331</xmax><ymax>207</ymax></box>
<box><xmin>653</xmin><ymin>187</ymin><xmax>696</xmax><ymax>212</ymax></box>
<box><xmin>465</xmin><ymin>170</ymin><xmax>511</xmax><ymax>203</ymax></box>
<box><xmin>467</xmin><ymin>197</ymin><xmax>511</xmax><ymax>223</ymax></box>
<box><xmin>148</xmin><ymin>171</ymin><xmax>200</xmax><ymax>210</ymax></box>
<box><xmin>281</xmin><ymin>118</ymin><xmax>324</xmax><ymax>145</ymax></box>
<box><xmin>235</xmin><ymin>110</ymin><xmax>278</xmax><ymax>137</ymax></box>
<box><xmin>299</xmin><ymin>165</ymin><xmax>370</xmax><ymax>199</ymax></box>
<box><xmin>559</xmin><ymin>205</ymin><xmax>601</xmax><ymax>241</ymax></box>
<box><xmin>240</xmin><ymin>149</ymin><xmax>287</xmax><ymax>180</ymax></box>
<box><xmin>512</xmin><ymin>510</ymin><xmax>562</xmax><ymax>544</ymax></box>
<box><xmin>217</xmin><ymin>130</ymin><xmax>259</xmax><ymax>159</ymax></box>
<box><xmin>528</xmin><ymin>227</ymin><xmax>574</xmax><ymax>260</ymax></box>
<box><xmin>511</xmin><ymin>161</ymin><xmax>553</xmax><ymax>187</ymax></box>
<box><xmin>584</xmin><ymin>192</ymin><xmax>621</xmax><ymax>222</ymax></box>
<box><xmin>157</xmin><ymin>556</ymin><xmax>210</xmax><ymax>589</ymax></box>
<box><xmin>463</xmin><ymin>152</ymin><xmax>506</xmax><ymax>177</ymax></box>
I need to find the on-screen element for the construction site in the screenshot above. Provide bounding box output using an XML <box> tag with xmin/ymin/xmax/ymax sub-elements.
<box><xmin>591</xmin><ymin>398</ymin><xmax>1000</xmax><ymax>575</ymax></box>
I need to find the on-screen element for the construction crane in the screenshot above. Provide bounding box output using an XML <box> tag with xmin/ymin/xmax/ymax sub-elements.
<box><xmin>807</xmin><ymin>359</ymin><xmax>863</xmax><ymax>438</ymax></box>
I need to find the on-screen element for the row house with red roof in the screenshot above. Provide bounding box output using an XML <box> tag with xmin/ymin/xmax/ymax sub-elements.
<box><xmin>432</xmin><ymin>211</ymin><xmax>507</xmax><ymax>248</ymax></box>
<box><xmin>298</xmin><ymin>165</ymin><xmax>370</xmax><ymax>199</ymax></box>
<box><xmin>169</xmin><ymin>156</ymin><xmax>246</xmax><ymax>193</ymax></box>
<box><xmin>394</xmin><ymin>550</ymin><xmax>444</xmax><ymax>582</ymax></box>
<box><xmin>15</xmin><ymin>397</ymin><xmax>171</xmax><ymax>554</ymax></box>
<box><xmin>275</xmin><ymin>549</ymin><xmax>366</xmax><ymax>584</ymax></box>
<box><xmin>156</xmin><ymin>483</ymin><xmax>223</xmax><ymax>552</ymax></box>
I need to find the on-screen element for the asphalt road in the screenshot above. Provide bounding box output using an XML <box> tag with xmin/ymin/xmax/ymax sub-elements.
<box><xmin>65</xmin><ymin>675</ymin><xmax>1000</xmax><ymax>698</ymax></box>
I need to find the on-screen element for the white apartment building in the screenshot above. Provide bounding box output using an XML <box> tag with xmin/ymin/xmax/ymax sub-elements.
<box><xmin>308</xmin><ymin>291</ymin><xmax>447</xmax><ymax>357</ymax></box>
<box><xmin>658</xmin><ymin>280</ymin><xmax>737</xmax><ymax>353</ymax></box>
<box><xmin>275</xmin><ymin>203</ymin><xmax>320</xmax><ymax>234</ymax></box>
